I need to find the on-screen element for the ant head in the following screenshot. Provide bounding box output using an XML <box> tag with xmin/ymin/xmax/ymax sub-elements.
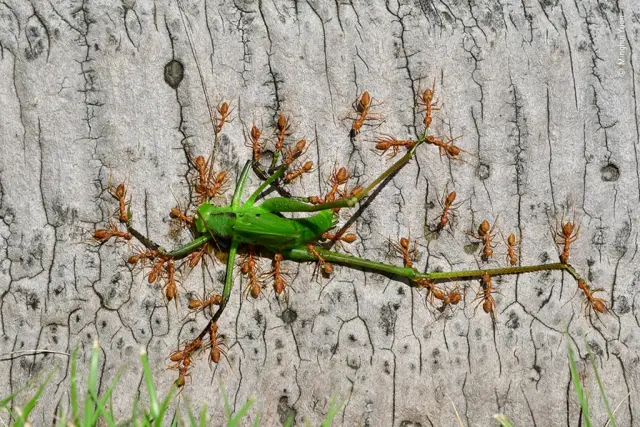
<box><xmin>478</xmin><ymin>220</ymin><xmax>491</xmax><ymax>235</ymax></box>
<box><xmin>577</xmin><ymin>279</ymin><xmax>588</xmax><ymax>291</ymax></box>
<box><xmin>400</xmin><ymin>237</ymin><xmax>410</xmax><ymax>249</ymax></box>
<box><xmin>507</xmin><ymin>233</ymin><xmax>516</xmax><ymax>245</ymax></box>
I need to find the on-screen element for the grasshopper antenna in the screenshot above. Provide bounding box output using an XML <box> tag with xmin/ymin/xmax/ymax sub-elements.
<box><xmin>176</xmin><ymin>0</ymin><xmax>219</xmax><ymax>160</ymax></box>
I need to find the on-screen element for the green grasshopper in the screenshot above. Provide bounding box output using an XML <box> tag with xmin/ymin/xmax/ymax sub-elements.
<box><xmin>112</xmin><ymin>133</ymin><xmax>594</xmax><ymax>339</ymax></box>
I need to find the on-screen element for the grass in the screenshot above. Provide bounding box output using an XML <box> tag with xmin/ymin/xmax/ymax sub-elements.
<box><xmin>494</xmin><ymin>336</ymin><xmax>623</xmax><ymax>427</ymax></box>
<box><xmin>0</xmin><ymin>342</ymin><xmax>344</xmax><ymax>426</ymax></box>
<box><xmin>1</xmin><ymin>337</ymin><xmax>626</xmax><ymax>426</ymax></box>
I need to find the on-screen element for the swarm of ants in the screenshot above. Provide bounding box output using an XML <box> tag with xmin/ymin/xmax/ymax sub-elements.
<box><xmin>94</xmin><ymin>77</ymin><xmax>607</xmax><ymax>389</ymax></box>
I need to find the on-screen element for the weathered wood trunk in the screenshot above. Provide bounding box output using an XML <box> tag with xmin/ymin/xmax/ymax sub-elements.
<box><xmin>1</xmin><ymin>0</ymin><xmax>638</xmax><ymax>425</ymax></box>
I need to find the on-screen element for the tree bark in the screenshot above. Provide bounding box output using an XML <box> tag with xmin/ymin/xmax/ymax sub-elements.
<box><xmin>0</xmin><ymin>0</ymin><xmax>638</xmax><ymax>425</ymax></box>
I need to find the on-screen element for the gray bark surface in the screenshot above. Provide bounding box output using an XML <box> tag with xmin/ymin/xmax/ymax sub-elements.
<box><xmin>1</xmin><ymin>0</ymin><xmax>639</xmax><ymax>425</ymax></box>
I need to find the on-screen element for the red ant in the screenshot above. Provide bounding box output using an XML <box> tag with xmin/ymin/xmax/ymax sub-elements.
<box><xmin>275</xmin><ymin>113</ymin><xmax>291</xmax><ymax>153</ymax></box>
<box><xmin>577</xmin><ymin>279</ymin><xmax>607</xmax><ymax>316</ymax></box>
<box><xmin>425</xmin><ymin>135</ymin><xmax>469</xmax><ymax>162</ymax></box>
<box><xmin>188</xmin><ymin>293</ymin><xmax>222</xmax><ymax>313</ymax></box>
<box><xmin>170</xmin><ymin>205</ymin><xmax>193</xmax><ymax>226</ymax></box>
<box><xmin>554</xmin><ymin>209</ymin><xmax>580</xmax><ymax>264</ymax></box>
<box><xmin>348</xmin><ymin>91</ymin><xmax>383</xmax><ymax>140</ymax></box>
<box><xmin>93</xmin><ymin>220</ymin><xmax>132</xmax><ymax>243</ymax></box>
<box><xmin>390</xmin><ymin>236</ymin><xmax>418</xmax><ymax>268</ymax></box>
<box><xmin>214</xmin><ymin>101</ymin><xmax>233</xmax><ymax>133</ymax></box>
<box><xmin>284</xmin><ymin>161</ymin><xmax>313</xmax><ymax>184</ymax></box>
<box><xmin>473</xmin><ymin>274</ymin><xmax>499</xmax><ymax>322</ymax></box>
<box><xmin>283</xmin><ymin>139</ymin><xmax>309</xmax><ymax>166</ymax></box>
<box><xmin>249</xmin><ymin>124</ymin><xmax>263</xmax><ymax>163</ymax></box>
<box><xmin>434</xmin><ymin>190</ymin><xmax>460</xmax><ymax>231</ymax></box>
<box><xmin>505</xmin><ymin>233</ymin><xmax>518</xmax><ymax>266</ymax></box>
<box><xmin>374</xmin><ymin>136</ymin><xmax>416</xmax><ymax>158</ymax></box>
<box><xmin>306</xmin><ymin>244</ymin><xmax>333</xmax><ymax>276</ymax></box>
<box><xmin>110</xmin><ymin>183</ymin><xmax>129</xmax><ymax>223</ymax></box>
<box><xmin>469</xmin><ymin>218</ymin><xmax>498</xmax><ymax>262</ymax></box>
<box><xmin>417</xmin><ymin>77</ymin><xmax>440</xmax><ymax>129</ymax></box>
<box><xmin>240</xmin><ymin>246</ymin><xmax>263</xmax><ymax>299</ymax></box>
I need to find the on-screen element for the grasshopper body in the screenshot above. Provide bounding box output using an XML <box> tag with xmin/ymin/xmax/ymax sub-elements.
<box><xmin>195</xmin><ymin>201</ymin><xmax>335</xmax><ymax>251</ymax></box>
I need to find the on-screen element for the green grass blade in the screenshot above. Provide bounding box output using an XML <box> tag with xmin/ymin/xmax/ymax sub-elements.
<box><xmin>185</xmin><ymin>400</ymin><xmax>198</xmax><ymax>427</ymax></box>
<box><xmin>252</xmin><ymin>411</ymin><xmax>261</xmax><ymax>427</ymax></box>
<box><xmin>587</xmin><ymin>342</ymin><xmax>616</xmax><ymax>427</ymax></box>
<box><xmin>0</xmin><ymin>390</ymin><xmax>21</xmax><ymax>408</ymax></box>
<box><xmin>82</xmin><ymin>341</ymin><xmax>102</xmax><ymax>427</ymax></box>
<box><xmin>132</xmin><ymin>398</ymin><xmax>139</xmax><ymax>422</ymax></box>
<box><xmin>320</xmin><ymin>394</ymin><xmax>347</xmax><ymax>427</ymax></box>
<box><xmin>199</xmin><ymin>404</ymin><xmax>208</xmax><ymax>427</ymax></box>
<box><xmin>228</xmin><ymin>396</ymin><xmax>255</xmax><ymax>427</ymax></box>
<box><xmin>220</xmin><ymin>383</ymin><xmax>232</xmax><ymax>420</ymax></box>
<box><xmin>90</xmin><ymin>369</ymin><xmax>122</xmax><ymax>427</ymax></box>
<box><xmin>494</xmin><ymin>414</ymin><xmax>516</xmax><ymax>427</ymax></box>
<box><xmin>154</xmin><ymin>385</ymin><xmax>177</xmax><ymax>427</ymax></box>
<box><xmin>568</xmin><ymin>340</ymin><xmax>591</xmax><ymax>427</ymax></box>
<box><xmin>16</xmin><ymin>371</ymin><xmax>54</xmax><ymax>424</ymax></box>
<box><xmin>70</xmin><ymin>346</ymin><xmax>80</xmax><ymax>425</ymax></box>
<box><xmin>140</xmin><ymin>348</ymin><xmax>160</xmax><ymax>421</ymax></box>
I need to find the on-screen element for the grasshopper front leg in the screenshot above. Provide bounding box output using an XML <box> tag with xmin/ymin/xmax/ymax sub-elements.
<box><xmin>259</xmin><ymin>139</ymin><xmax>425</xmax><ymax>213</ymax></box>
